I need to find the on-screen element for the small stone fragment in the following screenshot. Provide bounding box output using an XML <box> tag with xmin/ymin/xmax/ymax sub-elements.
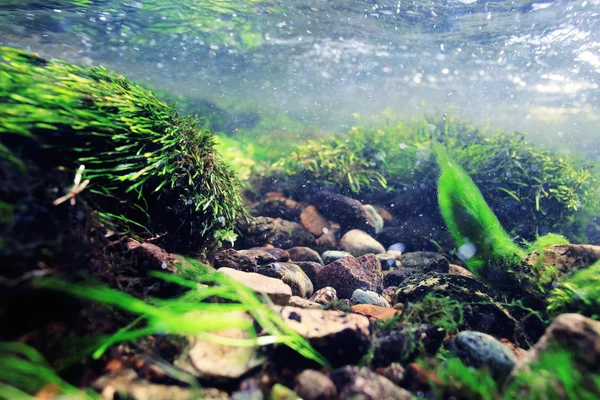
<box><xmin>340</xmin><ymin>229</ymin><xmax>386</xmax><ymax>257</ymax></box>
<box><xmin>321</xmin><ymin>250</ymin><xmax>352</xmax><ymax>265</ymax></box>
<box><xmin>318</xmin><ymin>254</ymin><xmax>383</xmax><ymax>299</ymax></box>
<box><xmin>257</xmin><ymin>262</ymin><xmax>314</xmax><ymax>298</ymax></box>
<box><xmin>309</xmin><ymin>287</ymin><xmax>338</xmax><ymax>305</ymax></box>
<box><xmin>350</xmin><ymin>289</ymin><xmax>390</xmax><ymax>307</ymax></box>
<box><xmin>330</xmin><ymin>366</ymin><xmax>413</xmax><ymax>400</ymax></box>
<box><xmin>300</xmin><ymin>205</ymin><xmax>332</xmax><ymax>237</ymax></box>
<box><xmin>294</xmin><ymin>370</ymin><xmax>337</xmax><ymax>400</ymax></box>
<box><xmin>217</xmin><ymin>267</ymin><xmax>292</xmax><ymax>305</ymax></box>
<box><xmin>453</xmin><ymin>331</ymin><xmax>517</xmax><ymax>385</ymax></box>
<box><xmin>288</xmin><ymin>247</ymin><xmax>324</xmax><ymax>264</ymax></box>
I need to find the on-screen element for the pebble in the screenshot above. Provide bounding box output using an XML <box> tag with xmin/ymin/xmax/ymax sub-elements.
<box><xmin>322</xmin><ymin>250</ymin><xmax>352</xmax><ymax>265</ymax></box>
<box><xmin>350</xmin><ymin>289</ymin><xmax>390</xmax><ymax>307</ymax></box>
<box><xmin>340</xmin><ymin>229</ymin><xmax>386</xmax><ymax>257</ymax></box>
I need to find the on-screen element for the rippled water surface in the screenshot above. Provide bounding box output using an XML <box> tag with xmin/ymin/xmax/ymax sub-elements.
<box><xmin>1</xmin><ymin>0</ymin><xmax>599</xmax><ymax>154</ymax></box>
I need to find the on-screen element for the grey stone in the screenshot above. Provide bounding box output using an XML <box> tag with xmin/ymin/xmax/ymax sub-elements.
<box><xmin>401</xmin><ymin>252</ymin><xmax>449</xmax><ymax>273</ymax></box>
<box><xmin>322</xmin><ymin>250</ymin><xmax>352</xmax><ymax>265</ymax></box>
<box><xmin>257</xmin><ymin>262</ymin><xmax>314</xmax><ymax>298</ymax></box>
<box><xmin>350</xmin><ymin>289</ymin><xmax>390</xmax><ymax>307</ymax></box>
<box><xmin>454</xmin><ymin>331</ymin><xmax>517</xmax><ymax>384</ymax></box>
<box><xmin>340</xmin><ymin>229</ymin><xmax>386</xmax><ymax>257</ymax></box>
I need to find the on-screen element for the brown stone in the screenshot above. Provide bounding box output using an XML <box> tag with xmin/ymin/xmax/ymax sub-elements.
<box><xmin>524</xmin><ymin>244</ymin><xmax>600</xmax><ymax>278</ymax></box>
<box><xmin>317</xmin><ymin>254</ymin><xmax>383</xmax><ymax>299</ymax></box>
<box><xmin>351</xmin><ymin>304</ymin><xmax>399</xmax><ymax>322</ymax></box>
<box><xmin>214</xmin><ymin>248</ymin><xmax>257</xmax><ymax>272</ymax></box>
<box><xmin>294</xmin><ymin>370</ymin><xmax>337</xmax><ymax>400</ymax></box>
<box><xmin>288</xmin><ymin>247</ymin><xmax>324</xmax><ymax>264</ymax></box>
<box><xmin>217</xmin><ymin>267</ymin><xmax>292</xmax><ymax>305</ymax></box>
<box><xmin>300</xmin><ymin>205</ymin><xmax>331</xmax><ymax>237</ymax></box>
<box><xmin>249</xmin><ymin>247</ymin><xmax>290</xmax><ymax>262</ymax></box>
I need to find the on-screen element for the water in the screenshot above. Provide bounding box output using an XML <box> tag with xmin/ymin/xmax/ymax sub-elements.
<box><xmin>1</xmin><ymin>0</ymin><xmax>599</xmax><ymax>156</ymax></box>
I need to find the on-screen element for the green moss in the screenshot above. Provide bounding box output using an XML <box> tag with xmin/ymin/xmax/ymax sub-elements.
<box><xmin>0</xmin><ymin>46</ymin><xmax>244</xmax><ymax>257</ymax></box>
<box><xmin>431</xmin><ymin>357</ymin><xmax>498</xmax><ymax>400</ymax></box>
<box><xmin>434</xmin><ymin>143</ymin><xmax>525</xmax><ymax>275</ymax></box>
<box><xmin>546</xmin><ymin>260</ymin><xmax>600</xmax><ymax>319</ymax></box>
<box><xmin>272</xmin><ymin>114</ymin><xmax>599</xmax><ymax>241</ymax></box>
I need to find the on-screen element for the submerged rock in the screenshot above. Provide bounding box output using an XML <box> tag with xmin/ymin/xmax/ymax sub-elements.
<box><xmin>278</xmin><ymin>306</ymin><xmax>371</xmax><ymax>366</ymax></box>
<box><xmin>351</xmin><ymin>304</ymin><xmax>398</xmax><ymax>322</ymax></box>
<box><xmin>351</xmin><ymin>289</ymin><xmax>390</xmax><ymax>307</ymax></box>
<box><xmin>363</xmin><ymin>204</ymin><xmax>384</xmax><ymax>234</ymax></box>
<box><xmin>453</xmin><ymin>331</ymin><xmax>517</xmax><ymax>385</ymax></box>
<box><xmin>214</xmin><ymin>248</ymin><xmax>259</xmax><ymax>272</ymax></box>
<box><xmin>309</xmin><ymin>287</ymin><xmax>338</xmax><ymax>305</ymax></box>
<box><xmin>330</xmin><ymin>366</ymin><xmax>413</xmax><ymax>400</ymax></box>
<box><xmin>300</xmin><ymin>205</ymin><xmax>332</xmax><ymax>237</ymax></box>
<box><xmin>401</xmin><ymin>252</ymin><xmax>450</xmax><ymax>273</ymax></box>
<box><xmin>253</xmin><ymin>197</ymin><xmax>303</xmax><ymax>221</ymax></box>
<box><xmin>311</xmin><ymin>192</ymin><xmax>378</xmax><ymax>235</ymax></box>
<box><xmin>294</xmin><ymin>370</ymin><xmax>337</xmax><ymax>400</ymax></box>
<box><xmin>249</xmin><ymin>247</ymin><xmax>290</xmax><ymax>262</ymax></box>
<box><xmin>256</xmin><ymin>262</ymin><xmax>314</xmax><ymax>298</ymax></box>
<box><xmin>294</xmin><ymin>261</ymin><xmax>324</xmax><ymax>288</ymax></box>
<box><xmin>236</xmin><ymin>217</ymin><xmax>315</xmax><ymax>249</ymax></box>
<box><xmin>288</xmin><ymin>246</ymin><xmax>324</xmax><ymax>264</ymax></box>
<box><xmin>318</xmin><ymin>254</ymin><xmax>383</xmax><ymax>299</ymax></box>
<box><xmin>218</xmin><ymin>267</ymin><xmax>292</xmax><ymax>305</ymax></box>
<box><xmin>383</xmin><ymin>269</ymin><xmax>416</xmax><ymax>288</ymax></box>
<box><xmin>524</xmin><ymin>243</ymin><xmax>600</xmax><ymax>278</ymax></box>
<box><xmin>321</xmin><ymin>250</ymin><xmax>353</xmax><ymax>265</ymax></box>
<box><xmin>372</xmin><ymin>324</ymin><xmax>445</xmax><ymax>368</ymax></box>
<box><xmin>340</xmin><ymin>229</ymin><xmax>386</xmax><ymax>257</ymax></box>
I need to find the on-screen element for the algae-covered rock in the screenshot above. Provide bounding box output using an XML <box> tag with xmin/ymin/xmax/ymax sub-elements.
<box><xmin>0</xmin><ymin>47</ymin><xmax>243</xmax><ymax>273</ymax></box>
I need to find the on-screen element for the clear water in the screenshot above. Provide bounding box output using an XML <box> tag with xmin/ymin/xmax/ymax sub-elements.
<box><xmin>1</xmin><ymin>0</ymin><xmax>599</xmax><ymax>156</ymax></box>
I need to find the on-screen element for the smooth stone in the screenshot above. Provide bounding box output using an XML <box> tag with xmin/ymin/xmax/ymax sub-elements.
<box><xmin>217</xmin><ymin>267</ymin><xmax>292</xmax><ymax>305</ymax></box>
<box><xmin>322</xmin><ymin>250</ymin><xmax>352</xmax><ymax>265</ymax></box>
<box><xmin>309</xmin><ymin>287</ymin><xmax>338</xmax><ymax>305</ymax></box>
<box><xmin>288</xmin><ymin>246</ymin><xmax>324</xmax><ymax>265</ymax></box>
<box><xmin>340</xmin><ymin>229</ymin><xmax>386</xmax><ymax>257</ymax></box>
<box><xmin>330</xmin><ymin>366</ymin><xmax>413</xmax><ymax>400</ymax></box>
<box><xmin>351</xmin><ymin>304</ymin><xmax>398</xmax><ymax>322</ymax></box>
<box><xmin>256</xmin><ymin>262</ymin><xmax>314</xmax><ymax>298</ymax></box>
<box><xmin>278</xmin><ymin>306</ymin><xmax>371</xmax><ymax>366</ymax></box>
<box><xmin>300</xmin><ymin>205</ymin><xmax>331</xmax><ymax>237</ymax></box>
<box><xmin>294</xmin><ymin>370</ymin><xmax>337</xmax><ymax>400</ymax></box>
<box><xmin>294</xmin><ymin>261</ymin><xmax>324</xmax><ymax>288</ymax></box>
<box><xmin>317</xmin><ymin>254</ymin><xmax>383</xmax><ymax>299</ymax></box>
<box><xmin>350</xmin><ymin>289</ymin><xmax>390</xmax><ymax>307</ymax></box>
<box><xmin>454</xmin><ymin>331</ymin><xmax>517</xmax><ymax>384</ymax></box>
<box><xmin>363</xmin><ymin>204</ymin><xmax>384</xmax><ymax>234</ymax></box>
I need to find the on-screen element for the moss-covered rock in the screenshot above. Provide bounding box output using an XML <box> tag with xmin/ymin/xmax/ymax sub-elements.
<box><xmin>0</xmin><ymin>47</ymin><xmax>243</xmax><ymax>274</ymax></box>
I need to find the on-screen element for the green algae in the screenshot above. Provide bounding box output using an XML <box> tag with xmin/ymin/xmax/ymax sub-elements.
<box><xmin>546</xmin><ymin>260</ymin><xmax>600</xmax><ymax>320</ymax></box>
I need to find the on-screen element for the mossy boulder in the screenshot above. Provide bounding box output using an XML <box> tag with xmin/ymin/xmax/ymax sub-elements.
<box><xmin>0</xmin><ymin>47</ymin><xmax>243</xmax><ymax>276</ymax></box>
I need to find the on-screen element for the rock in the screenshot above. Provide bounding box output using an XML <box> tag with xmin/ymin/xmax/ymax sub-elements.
<box><xmin>393</xmin><ymin>273</ymin><xmax>521</xmax><ymax>343</ymax></box>
<box><xmin>379</xmin><ymin>363</ymin><xmax>406</xmax><ymax>387</ymax></box>
<box><xmin>402</xmin><ymin>362</ymin><xmax>442</xmax><ymax>394</ymax></box>
<box><xmin>256</xmin><ymin>262</ymin><xmax>314</xmax><ymax>298</ymax></box>
<box><xmin>372</xmin><ymin>324</ymin><xmax>445</xmax><ymax>368</ymax></box>
<box><xmin>270</xmin><ymin>384</ymin><xmax>299</xmax><ymax>400</ymax></box>
<box><xmin>363</xmin><ymin>204</ymin><xmax>384</xmax><ymax>234</ymax></box>
<box><xmin>294</xmin><ymin>261</ymin><xmax>324</xmax><ymax>288</ymax></box>
<box><xmin>294</xmin><ymin>370</ymin><xmax>337</xmax><ymax>400</ymax></box>
<box><xmin>351</xmin><ymin>304</ymin><xmax>398</xmax><ymax>322</ymax></box>
<box><xmin>288</xmin><ymin>296</ymin><xmax>321</xmax><ymax>309</ymax></box>
<box><xmin>453</xmin><ymin>331</ymin><xmax>517</xmax><ymax>384</ymax></box>
<box><xmin>330</xmin><ymin>366</ymin><xmax>413</xmax><ymax>400</ymax></box>
<box><xmin>174</xmin><ymin>312</ymin><xmax>266</xmax><ymax>380</ymax></box>
<box><xmin>318</xmin><ymin>254</ymin><xmax>383</xmax><ymax>299</ymax></box>
<box><xmin>315</xmin><ymin>228</ymin><xmax>339</xmax><ymax>249</ymax></box>
<box><xmin>377</xmin><ymin>216</ymin><xmax>454</xmax><ymax>253</ymax></box>
<box><xmin>383</xmin><ymin>269</ymin><xmax>416</xmax><ymax>288</ymax></box>
<box><xmin>237</xmin><ymin>249</ymin><xmax>278</xmax><ymax>265</ymax></box>
<box><xmin>351</xmin><ymin>289</ymin><xmax>390</xmax><ymax>307</ymax></box>
<box><xmin>448</xmin><ymin>263</ymin><xmax>475</xmax><ymax>278</ymax></box>
<box><xmin>236</xmin><ymin>217</ymin><xmax>315</xmax><ymax>249</ymax></box>
<box><xmin>249</xmin><ymin>247</ymin><xmax>290</xmax><ymax>262</ymax></box>
<box><xmin>311</xmin><ymin>192</ymin><xmax>377</xmax><ymax>235</ymax></box>
<box><xmin>309</xmin><ymin>287</ymin><xmax>338</xmax><ymax>305</ymax></box>
<box><xmin>279</xmin><ymin>306</ymin><xmax>371</xmax><ymax>366</ymax></box>
<box><xmin>524</xmin><ymin>243</ymin><xmax>600</xmax><ymax>278</ymax></box>
<box><xmin>322</xmin><ymin>250</ymin><xmax>352</xmax><ymax>265</ymax></box>
<box><xmin>340</xmin><ymin>229</ymin><xmax>386</xmax><ymax>257</ymax></box>
<box><xmin>214</xmin><ymin>249</ymin><xmax>258</xmax><ymax>272</ymax></box>
<box><xmin>288</xmin><ymin>247</ymin><xmax>324</xmax><ymax>264</ymax></box>
<box><xmin>117</xmin><ymin>238</ymin><xmax>179</xmax><ymax>272</ymax></box>
<box><xmin>401</xmin><ymin>252</ymin><xmax>449</xmax><ymax>273</ymax></box>
<box><xmin>505</xmin><ymin>313</ymin><xmax>600</xmax><ymax>396</ymax></box>
<box><xmin>377</xmin><ymin>253</ymin><xmax>397</xmax><ymax>271</ymax></box>
<box><xmin>381</xmin><ymin>286</ymin><xmax>398</xmax><ymax>304</ymax></box>
<box><xmin>300</xmin><ymin>205</ymin><xmax>332</xmax><ymax>237</ymax></box>
<box><xmin>387</xmin><ymin>250</ymin><xmax>403</xmax><ymax>261</ymax></box>
<box><xmin>217</xmin><ymin>267</ymin><xmax>292</xmax><ymax>305</ymax></box>
<box><xmin>253</xmin><ymin>197</ymin><xmax>303</xmax><ymax>221</ymax></box>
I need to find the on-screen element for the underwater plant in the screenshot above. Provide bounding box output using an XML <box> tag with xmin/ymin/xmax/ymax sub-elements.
<box><xmin>546</xmin><ymin>260</ymin><xmax>600</xmax><ymax>319</ymax></box>
<box><xmin>272</xmin><ymin>115</ymin><xmax>598</xmax><ymax>242</ymax></box>
<box><xmin>0</xmin><ymin>46</ymin><xmax>244</xmax><ymax>259</ymax></box>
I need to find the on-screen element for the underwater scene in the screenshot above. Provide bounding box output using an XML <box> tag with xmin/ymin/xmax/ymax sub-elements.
<box><xmin>1</xmin><ymin>0</ymin><xmax>600</xmax><ymax>399</ymax></box>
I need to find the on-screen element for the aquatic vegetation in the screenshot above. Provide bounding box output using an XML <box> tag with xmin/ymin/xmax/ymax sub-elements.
<box><xmin>0</xmin><ymin>46</ymin><xmax>244</xmax><ymax>256</ymax></box>
<box><xmin>400</xmin><ymin>293</ymin><xmax>464</xmax><ymax>333</ymax></box>
<box><xmin>431</xmin><ymin>357</ymin><xmax>499</xmax><ymax>400</ymax></box>
<box><xmin>274</xmin><ymin>115</ymin><xmax>598</xmax><ymax>241</ymax></box>
<box><xmin>546</xmin><ymin>260</ymin><xmax>600</xmax><ymax>319</ymax></box>
<box><xmin>0</xmin><ymin>342</ymin><xmax>101</xmax><ymax>400</ymax></box>
<box><xmin>433</xmin><ymin>143</ymin><xmax>525</xmax><ymax>275</ymax></box>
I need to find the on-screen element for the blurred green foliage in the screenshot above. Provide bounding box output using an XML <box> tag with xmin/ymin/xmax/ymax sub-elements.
<box><xmin>0</xmin><ymin>46</ymin><xmax>243</xmax><ymax>257</ymax></box>
<box><xmin>546</xmin><ymin>260</ymin><xmax>600</xmax><ymax>320</ymax></box>
<box><xmin>274</xmin><ymin>114</ymin><xmax>599</xmax><ymax>241</ymax></box>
